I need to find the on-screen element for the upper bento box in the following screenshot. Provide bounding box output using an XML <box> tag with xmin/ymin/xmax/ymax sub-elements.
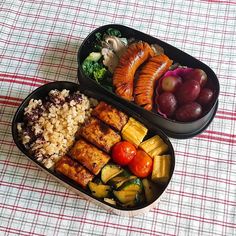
<box><xmin>77</xmin><ymin>24</ymin><xmax>220</xmax><ymax>139</ymax></box>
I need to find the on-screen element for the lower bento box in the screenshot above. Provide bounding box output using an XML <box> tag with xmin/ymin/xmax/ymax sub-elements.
<box><xmin>12</xmin><ymin>81</ymin><xmax>175</xmax><ymax>216</ymax></box>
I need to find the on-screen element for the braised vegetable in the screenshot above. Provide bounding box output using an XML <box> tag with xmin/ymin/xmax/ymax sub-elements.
<box><xmin>113</xmin><ymin>41</ymin><xmax>154</xmax><ymax>101</ymax></box>
<box><xmin>117</xmin><ymin>178</ymin><xmax>142</xmax><ymax>192</ymax></box>
<box><xmin>142</xmin><ymin>178</ymin><xmax>156</xmax><ymax>203</ymax></box>
<box><xmin>103</xmin><ymin>198</ymin><xmax>116</xmax><ymax>206</ymax></box>
<box><xmin>88</xmin><ymin>182</ymin><xmax>111</xmax><ymax>198</ymax></box>
<box><xmin>151</xmin><ymin>154</ymin><xmax>171</xmax><ymax>183</ymax></box>
<box><xmin>101</xmin><ymin>164</ymin><xmax>123</xmax><ymax>183</ymax></box>
<box><xmin>134</xmin><ymin>54</ymin><xmax>173</xmax><ymax>110</ymax></box>
<box><xmin>139</xmin><ymin>135</ymin><xmax>168</xmax><ymax>158</ymax></box>
<box><xmin>108</xmin><ymin>175</ymin><xmax>136</xmax><ymax>189</ymax></box>
<box><xmin>113</xmin><ymin>190</ymin><xmax>139</xmax><ymax>204</ymax></box>
<box><xmin>121</xmin><ymin>117</ymin><xmax>148</xmax><ymax>147</ymax></box>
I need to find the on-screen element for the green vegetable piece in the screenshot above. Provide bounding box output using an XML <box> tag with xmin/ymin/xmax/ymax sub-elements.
<box><xmin>85</xmin><ymin>52</ymin><xmax>102</xmax><ymax>62</ymax></box>
<box><xmin>93</xmin><ymin>67</ymin><xmax>107</xmax><ymax>83</ymax></box>
<box><xmin>118</xmin><ymin>178</ymin><xmax>143</xmax><ymax>192</ymax></box>
<box><xmin>113</xmin><ymin>190</ymin><xmax>138</xmax><ymax>204</ymax></box>
<box><xmin>106</xmin><ymin>28</ymin><xmax>122</xmax><ymax>37</ymax></box>
<box><xmin>95</xmin><ymin>32</ymin><xmax>102</xmax><ymax>41</ymax></box>
<box><xmin>88</xmin><ymin>182</ymin><xmax>111</xmax><ymax>198</ymax></box>
<box><xmin>142</xmin><ymin>178</ymin><xmax>156</xmax><ymax>203</ymax></box>
<box><xmin>101</xmin><ymin>164</ymin><xmax>123</xmax><ymax>183</ymax></box>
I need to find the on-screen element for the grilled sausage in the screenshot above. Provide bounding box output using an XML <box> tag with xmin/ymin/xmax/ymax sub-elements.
<box><xmin>134</xmin><ymin>54</ymin><xmax>173</xmax><ymax>110</ymax></box>
<box><xmin>113</xmin><ymin>41</ymin><xmax>154</xmax><ymax>101</ymax></box>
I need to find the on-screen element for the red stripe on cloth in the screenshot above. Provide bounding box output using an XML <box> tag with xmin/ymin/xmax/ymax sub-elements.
<box><xmin>215</xmin><ymin>115</ymin><xmax>236</xmax><ymax>121</ymax></box>
<box><xmin>152</xmin><ymin>209</ymin><xmax>235</xmax><ymax>228</ymax></box>
<box><xmin>0</xmin><ymin>203</ymin><xmax>169</xmax><ymax>235</ymax></box>
<box><xmin>0</xmin><ymin>95</ymin><xmax>23</xmax><ymax>101</ymax></box>
<box><xmin>1</xmin><ymin>79</ymin><xmax>47</xmax><ymax>87</ymax></box>
<box><xmin>0</xmin><ymin>73</ymin><xmax>51</xmax><ymax>84</ymax></box>
<box><xmin>175</xmin><ymin>170</ymin><xmax>236</xmax><ymax>186</ymax></box>
<box><xmin>167</xmin><ymin>189</ymin><xmax>235</xmax><ymax>206</ymax></box>
<box><xmin>0</xmin><ymin>227</ymin><xmax>44</xmax><ymax>236</ymax></box>
<box><xmin>198</xmin><ymin>133</ymin><xmax>236</xmax><ymax>144</ymax></box>
<box><xmin>204</xmin><ymin>130</ymin><xmax>236</xmax><ymax>138</ymax></box>
<box><xmin>0</xmin><ymin>99</ymin><xmax>21</xmax><ymax>107</ymax></box>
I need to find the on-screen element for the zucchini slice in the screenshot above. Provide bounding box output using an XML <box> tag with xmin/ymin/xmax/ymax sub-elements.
<box><xmin>88</xmin><ymin>182</ymin><xmax>111</xmax><ymax>198</ymax></box>
<box><xmin>104</xmin><ymin>198</ymin><xmax>116</xmax><ymax>206</ymax></box>
<box><xmin>101</xmin><ymin>164</ymin><xmax>123</xmax><ymax>183</ymax></box>
<box><xmin>108</xmin><ymin>174</ymin><xmax>136</xmax><ymax>189</ymax></box>
<box><xmin>142</xmin><ymin>178</ymin><xmax>156</xmax><ymax>203</ymax></box>
<box><xmin>113</xmin><ymin>190</ymin><xmax>138</xmax><ymax>204</ymax></box>
<box><xmin>118</xmin><ymin>178</ymin><xmax>143</xmax><ymax>192</ymax></box>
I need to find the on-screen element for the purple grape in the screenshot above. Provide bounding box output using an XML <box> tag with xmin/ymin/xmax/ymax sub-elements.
<box><xmin>175</xmin><ymin>102</ymin><xmax>202</xmax><ymax>122</ymax></box>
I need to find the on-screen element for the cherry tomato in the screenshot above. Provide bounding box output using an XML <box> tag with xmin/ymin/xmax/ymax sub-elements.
<box><xmin>128</xmin><ymin>150</ymin><xmax>153</xmax><ymax>178</ymax></box>
<box><xmin>111</xmin><ymin>141</ymin><xmax>137</xmax><ymax>166</ymax></box>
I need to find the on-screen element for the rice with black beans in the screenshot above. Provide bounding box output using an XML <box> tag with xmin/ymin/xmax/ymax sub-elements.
<box><xmin>17</xmin><ymin>89</ymin><xmax>94</xmax><ymax>168</ymax></box>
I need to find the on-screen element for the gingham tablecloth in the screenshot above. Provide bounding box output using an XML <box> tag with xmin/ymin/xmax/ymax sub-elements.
<box><xmin>0</xmin><ymin>1</ymin><xmax>236</xmax><ymax>235</ymax></box>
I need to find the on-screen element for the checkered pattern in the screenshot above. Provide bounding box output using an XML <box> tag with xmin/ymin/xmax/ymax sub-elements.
<box><xmin>0</xmin><ymin>0</ymin><xmax>236</xmax><ymax>235</ymax></box>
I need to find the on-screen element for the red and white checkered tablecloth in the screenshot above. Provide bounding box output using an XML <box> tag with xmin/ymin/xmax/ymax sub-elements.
<box><xmin>0</xmin><ymin>0</ymin><xmax>235</xmax><ymax>235</ymax></box>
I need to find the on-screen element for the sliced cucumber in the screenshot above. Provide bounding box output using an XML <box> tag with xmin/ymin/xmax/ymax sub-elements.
<box><xmin>101</xmin><ymin>164</ymin><xmax>123</xmax><ymax>183</ymax></box>
<box><xmin>142</xmin><ymin>178</ymin><xmax>156</xmax><ymax>203</ymax></box>
<box><xmin>113</xmin><ymin>190</ymin><xmax>138</xmax><ymax>204</ymax></box>
<box><xmin>118</xmin><ymin>178</ymin><xmax>143</xmax><ymax>192</ymax></box>
<box><xmin>88</xmin><ymin>182</ymin><xmax>111</xmax><ymax>198</ymax></box>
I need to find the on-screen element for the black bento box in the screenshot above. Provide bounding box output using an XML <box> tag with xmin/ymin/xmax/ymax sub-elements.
<box><xmin>12</xmin><ymin>81</ymin><xmax>175</xmax><ymax>216</ymax></box>
<box><xmin>77</xmin><ymin>24</ymin><xmax>220</xmax><ymax>139</ymax></box>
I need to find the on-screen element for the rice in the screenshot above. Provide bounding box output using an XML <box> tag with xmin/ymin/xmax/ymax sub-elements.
<box><xmin>18</xmin><ymin>89</ymin><xmax>94</xmax><ymax>169</ymax></box>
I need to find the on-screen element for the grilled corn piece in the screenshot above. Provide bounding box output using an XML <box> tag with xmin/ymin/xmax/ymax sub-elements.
<box><xmin>151</xmin><ymin>154</ymin><xmax>171</xmax><ymax>183</ymax></box>
<box><xmin>139</xmin><ymin>135</ymin><xmax>168</xmax><ymax>158</ymax></box>
<box><xmin>92</xmin><ymin>101</ymin><xmax>128</xmax><ymax>131</ymax></box>
<box><xmin>55</xmin><ymin>155</ymin><xmax>94</xmax><ymax>188</ymax></box>
<box><xmin>121</xmin><ymin>117</ymin><xmax>147</xmax><ymax>147</ymax></box>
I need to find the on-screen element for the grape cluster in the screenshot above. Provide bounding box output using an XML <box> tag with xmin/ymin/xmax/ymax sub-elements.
<box><xmin>156</xmin><ymin>69</ymin><xmax>214</xmax><ymax>122</ymax></box>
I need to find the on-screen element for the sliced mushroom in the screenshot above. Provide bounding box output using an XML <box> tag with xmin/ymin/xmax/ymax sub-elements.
<box><xmin>101</xmin><ymin>48</ymin><xmax>119</xmax><ymax>73</ymax></box>
<box><xmin>104</xmin><ymin>36</ymin><xmax>127</xmax><ymax>58</ymax></box>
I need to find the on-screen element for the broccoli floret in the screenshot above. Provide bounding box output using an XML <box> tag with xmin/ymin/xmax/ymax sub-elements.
<box><xmin>82</xmin><ymin>52</ymin><xmax>107</xmax><ymax>83</ymax></box>
<box><xmin>93</xmin><ymin>67</ymin><xmax>107</xmax><ymax>82</ymax></box>
<box><xmin>106</xmin><ymin>28</ymin><xmax>122</xmax><ymax>37</ymax></box>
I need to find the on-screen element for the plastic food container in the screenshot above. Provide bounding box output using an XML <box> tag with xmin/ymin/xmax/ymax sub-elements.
<box><xmin>77</xmin><ymin>24</ymin><xmax>220</xmax><ymax>139</ymax></box>
<box><xmin>12</xmin><ymin>81</ymin><xmax>175</xmax><ymax>216</ymax></box>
